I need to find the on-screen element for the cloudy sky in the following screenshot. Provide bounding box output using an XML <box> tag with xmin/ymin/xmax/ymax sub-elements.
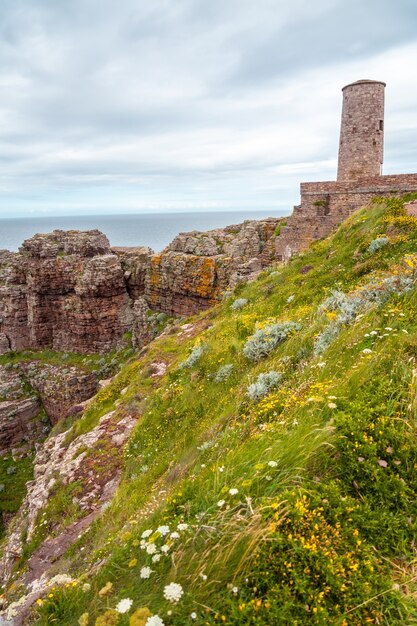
<box><xmin>0</xmin><ymin>0</ymin><xmax>417</xmax><ymax>218</ymax></box>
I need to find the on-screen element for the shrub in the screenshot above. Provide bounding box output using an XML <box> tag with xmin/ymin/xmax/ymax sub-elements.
<box><xmin>315</xmin><ymin>275</ymin><xmax>414</xmax><ymax>354</ymax></box>
<box><xmin>179</xmin><ymin>344</ymin><xmax>207</xmax><ymax>369</ymax></box>
<box><xmin>367</xmin><ymin>236</ymin><xmax>389</xmax><ymax>254</ymax></box>
<box><xmin>243</xmin><ymin>322</ymin><xmax>301</xmax><ymax>361</ymax></box>
<box><xmin>230</xmin><ymin>298</ymin><xmax>248</xmax><ymax>311</ymax></box>
<box><xmin>247</xmin><ymin>371</ymin><xmax>282</xmax><ymax>402</ymax></box>
<box><xmin>214</xmin><ymin>364</ymin><xmax>234</xmax><ymax>382</ymax></box>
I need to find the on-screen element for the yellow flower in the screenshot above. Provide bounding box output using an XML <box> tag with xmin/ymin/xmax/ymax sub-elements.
<box><xmin>98</xmin><ymin>581</ymin><xmax>113</xmax><ymax>596</ymax></box>
<box><xmin>128</xmin><ymin>558</ymin><xmax>138</xmax><ymax>568</ymax></box>
<box><xmin>129</xmin><ymin>607</ymin><xmax>152</xmax><ymax>626</ymax></box>
<box><xmin>78</xmin><ymin>613</ymin><xmax>90</xmax><ymax>626</ymax></box>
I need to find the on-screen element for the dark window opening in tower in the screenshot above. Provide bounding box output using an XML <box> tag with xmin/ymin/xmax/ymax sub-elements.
<box><xmin>379</xmin><ymin>120</ymin><xmax>384</xmax><ymax>131</ymax></box>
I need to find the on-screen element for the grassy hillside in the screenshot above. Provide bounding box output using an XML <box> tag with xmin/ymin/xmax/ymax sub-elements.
<box><xmin>9</xmin><ymin>195</ymin><xmax>417</xmax><ymax>624</ymax></box>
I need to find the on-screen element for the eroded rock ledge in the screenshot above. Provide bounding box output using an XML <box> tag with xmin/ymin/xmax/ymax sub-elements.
<box><xmin>0</xmin><ymin>218</ymin><xmax>281</xmax><ymax>354</ymax></box>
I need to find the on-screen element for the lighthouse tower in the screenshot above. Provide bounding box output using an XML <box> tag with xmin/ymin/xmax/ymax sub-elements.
<box><xmin>337</xmin><ymin>79</ymin><xmax>386</xmax><ymax>181</ymax></box>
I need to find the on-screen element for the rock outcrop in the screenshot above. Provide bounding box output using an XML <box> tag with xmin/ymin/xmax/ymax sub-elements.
<box><xmin>0</xmin><ymin>408</ymin><xmax>137</xmax><ymax>583</ymax></box>
<box><xmin>0</xmin><ymin>366</ymin><xmax>43</xmax><ymax>452</ymax></box>
<box><xmin>0</xmin><ymin>218</ymin><xmax>282</xmax><ymax>354</ymax></box>
<box><xmin>21</xmin><ymin>363</ymin><xmax>99</xmax><ymax>425</ymax></box>
<box><xmin>145</xmin><ymin>218</ymin><xmax>280</xmax><ymax>316</ymax></box>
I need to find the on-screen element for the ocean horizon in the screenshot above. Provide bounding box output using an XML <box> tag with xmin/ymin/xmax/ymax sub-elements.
<box><xmin>0</xmin><ymin>209</ymin><xmax>289</xmax><ymax>253</ymax></box>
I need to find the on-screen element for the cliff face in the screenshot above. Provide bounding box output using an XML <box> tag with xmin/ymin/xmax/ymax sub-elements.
<box><xmin>0</xmin><ymin>218</ymin><xmax>282</xmax><ymax>354</ymax></box>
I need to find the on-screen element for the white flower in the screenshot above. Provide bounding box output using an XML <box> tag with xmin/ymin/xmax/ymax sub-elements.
<box><xmin>141</xmin><ymin>529</ymin><xmax>153</xmax><ymax>539</ymax></box>
<box><xmin>362</xmin><ymin>348</ymin><xmax>372</xmax><ymax>354</ymax></box>
<box><xmin>163</xmin><ymin>582</ymin><xmax>184</xmax><ymax>603</ymax></box>
<box><xmin>385</xmin><ymin>327</ymin><xmax>393</xmax><ymax>331</ymax></box>
<box><xmin>157</xmin><ymin>525</ymin><xmax>170</xmax><ymax>536</ymax></box>
<box><xmin>191</xmin><ymin>612</ymin><xmax>197</xmax><ymax>619</ymax></box>
<box><xmin>229</xmin><ymin>488</ymin><xmax>239</xmax><ymax>496</ymax></box>
<box><xmin>115</xmin><ymin>598</ymin><xmax>133</xmax><ymax>613</ymax></box>
<box><xmin>82</xmin><ymin>583</ymin><xmax>91</xmax><ymax>592</ymax></box>
<box><xmin>217</xmin><ymin>499</ymin><xmax>225</xmax><ymax>507</ymax></box>
<box><xmin>177</xmin><ymin>523</ymin><xmax>189</xmax><ymax>531</ymax></box>
<box><xmin>268</xmin><ymin>461</ymin><xmax>277</xmax><ymax>468</ymax></box>
<box><xmin>170</xmin><ymin>531</ymin><xmax>180</xmax><ymax>539</ymax></box>
<box><xmin>287</xmin><ymin>294</ymin><xmax>295</xmax><ymax>303</ymax></box>
<box><xmin>200</xmin><ymin>573</ymin><xmax>207</xmax><ymax>581</ymax></box>
<box><xmin>146</xmin><ymin>543</ymin><xmax>157</xmax><ymax>555</ymax></box>
<box><xmin>265</xmin><ymin>475</ymin><xmax>272</xmax><ymax>481</ymax></box>
<box><xmin>145</xmin><ymin>617</ymin><xmax>165</xmax><ymax>626</ymax></box>
<box><xmin>232</xmin><ymin>586</ymin><xmax>239</xmax><ymax>594</ymax></box>
<box><xmin>370</xmin><ymin>330</ymin><xmax>378</xmax><ymax>336</ymax></box>
<box><xmin>293</xmin><ymin>419</ymin><xmax>299</xmax><ymax>426</ymax></box>
<box><xmin>140</xmin><ymin>566</ymin><xmax>153</xmax><ymax>579</ymax></box>
<box><xmin>161</xmin><ymin>544</ymin><xmax>170</xmax><ymax>554</ymax></box>
<box><xmin>317</xmin><ymin>361</ymin><xmax>326</xmax><ymax>368</ymax></box>
<box><xmin>328</xmin><ymin>402</ymin><xmax>337</xmax><ymax>409</ymax></box>
<box><xmin>152</xmin><ymin>554</ymin><xmax>162</xmax><ymax>563</ymax></box>
<box><xmin>219</xmin><ymin>466</ymin><xmax>225</xmax><ymax>472</ymax></box>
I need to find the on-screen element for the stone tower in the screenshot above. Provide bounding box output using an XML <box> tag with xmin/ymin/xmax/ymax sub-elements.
<box><xmin>337</xmin><ymin>79</ymin><xmax>386</xmax><ymax>181</ymax></box>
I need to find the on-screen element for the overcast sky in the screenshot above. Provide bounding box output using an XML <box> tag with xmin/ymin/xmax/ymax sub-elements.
<box><xmin>0</xmin><ymin>0</ymin><xmax>417</xmax><ymax>218</ymax></box>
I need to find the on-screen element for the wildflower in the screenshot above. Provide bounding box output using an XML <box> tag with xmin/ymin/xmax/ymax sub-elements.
<box><xmin>328</xmin><ymin>402</ymin><xmax>337</xmax><ymax>409</ymax></box>
<box><xmin>232</xmin><ymin>586</ymin><xmax>239</xmax><ymax>595</ymax></box>
<box><xmin>116</xmin><ymin>598</ymin><xmax>133</xmax><ymax>614</ymax></box>
<box><xmin>128</xmin><ymin>558</ymin><xmax>138</xmax><ymax>568</ymax></box>
<box><xmin>287</xmin><ymin>295</ymin><xmax>295</xmax><ymax>303</ymax></box>
<box><xmin>217</xmin><ymin>499</ymin><xmax>225</xmax><ymax>507</ymax></box>
<box><xmin>140</xmin><ymin>566</ymin><xmax>153</xmax><ymax>579</ymax></box>
<box><xmin>229</xmin><ymin>488</ymin><xmax>239</xmax><ymax>496</ymax></box>
<box><xmin>36</xmin><ymin>599</ymin><xmax>43</xmax><ymax>606</ymax></box>
<box><xmin>152</xmin><ymin>554</ymin><xmax>161</xmax><ymax>563</ymax></box>
<box><xmin>145</xmin><ymin>617</ymin><xmax>165</xmax><ymax>626</ymax></box>
<box><xmin>200</xmin><ymin>573</ymin><xmax>208</xmax><ymax>581</ymax></box>
<box><xmin>82</xmin><ymin>583</ymin><xmax>91</xmax><ymax>592</ymax></box>
<box><xmin>141</xmin><ymin>530</ymin><xmax>153</xmax><ymax>539</ymax></box>
<box><xmin>191</xmin><ymin>612</ymin><xmax>197</xmax><ymax>619</ymax></box>
<box><xmin>268</xmin><ymin>461</ymin><xmax>278</xmax><ymax>467</ymax></box>
<box><xmin>362</xmin><ymin>348</ymin><xmax>372</xmax><ymax>354</ymax></box>
<box><xmin>293</xmin><ymin>419</ymin><xmax>299</xmax><ymax>426</ymax></box>
<box><xmin>370</xmin><ymin>331</ymin><xmax>378</xmax><ymax>335</ymax></box>
<box><xmin>78</xmin><ymin>613</ymin><xmax>89</xmax><ymax>626</ymax></box>
<box><xmin>219</xmin><ymin>466</ymin><xmax>225</xmax><ymax>472</ymax></box>
<box><xmin>98</xmin><ymin>581</ymin><xmax>113</xmax><ymax>596</ymax></box>
<box><xmin>161</xmin><ymin>544</ymin><xmax>170</xmax><ymax>554</ymax></box>
<box><xmin>317</xmin><ymin>361</ymin><xmax>326</xmax><ymax>368</ymax></box>
<box><xmin>177</xmin><ymin>523</ymin><xmax>188</xmax><ymax>531</ymax></box>
<box><xmin>163</xmin><ymin>582</ymin><xmax>184</xmax><ymax>603</ymax></box>
<box><xmin>146</xmin><ymin>543</ymin><xmax>157</xmax><ymax>555</ymax></box>
<box><xmin>170</xmin><ymin>531</ymin><xmax>180</xmax><ymax>540</ymax></box>
<box><xmin>130</xmin><ymin>607</ymin><xmax>152</xmax><ymax>626</ymax></box>
<box><xmin>265</xmin><ymin>475</ymin><xmax>272</xmax><ymax>481</ymax></box>
<box><xmin>157</xmin><ymin>525</ymin><xmax>170</xmax><ymax>536</ymax></box>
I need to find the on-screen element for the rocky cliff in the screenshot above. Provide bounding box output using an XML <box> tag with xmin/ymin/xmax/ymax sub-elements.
<box><xmin>0</xmin><ymin>218</ymin><xmax>282</xmax><ymax>355</ymax></box>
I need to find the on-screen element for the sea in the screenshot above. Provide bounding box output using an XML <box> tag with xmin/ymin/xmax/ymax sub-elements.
<box><xmin>0</xmin><ymin>210</ymin><xmax>288</xmax><ymax>253</ymax></box>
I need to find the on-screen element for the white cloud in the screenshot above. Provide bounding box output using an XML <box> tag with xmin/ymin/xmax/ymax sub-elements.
<box><xmin>0</xmin><ymin>0</ymin><xmax>416</xmax><ymax>217</ymax></box>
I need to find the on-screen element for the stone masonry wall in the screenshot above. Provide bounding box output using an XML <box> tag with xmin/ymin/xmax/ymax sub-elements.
<box><xmin>337</xmin><ymin>80</ymin><xmax>385</xmax><ymax>181</ymax></box>
<box><xmin>275</xmin><ymin>173</ymin><xmax>417</xmax><ymax>259</ymax></box>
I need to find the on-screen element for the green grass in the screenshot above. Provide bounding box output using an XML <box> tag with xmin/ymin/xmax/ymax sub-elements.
<box><xmin>5</xmin><ymin>195</ymin><xmax>417</xmax><ymax>625</ymax></box>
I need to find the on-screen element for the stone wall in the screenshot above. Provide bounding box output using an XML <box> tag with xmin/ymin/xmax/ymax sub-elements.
<box><xmin>275</xmin><ymin>173</ymin><xmax>417</xmax><ymax>259</ymax></box>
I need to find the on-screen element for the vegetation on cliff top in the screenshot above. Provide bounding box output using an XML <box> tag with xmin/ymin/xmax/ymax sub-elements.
<box><xmin>4</xmin><ymin>195</ymin><xmax>417</xmax><ymax>624</ymax></box>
